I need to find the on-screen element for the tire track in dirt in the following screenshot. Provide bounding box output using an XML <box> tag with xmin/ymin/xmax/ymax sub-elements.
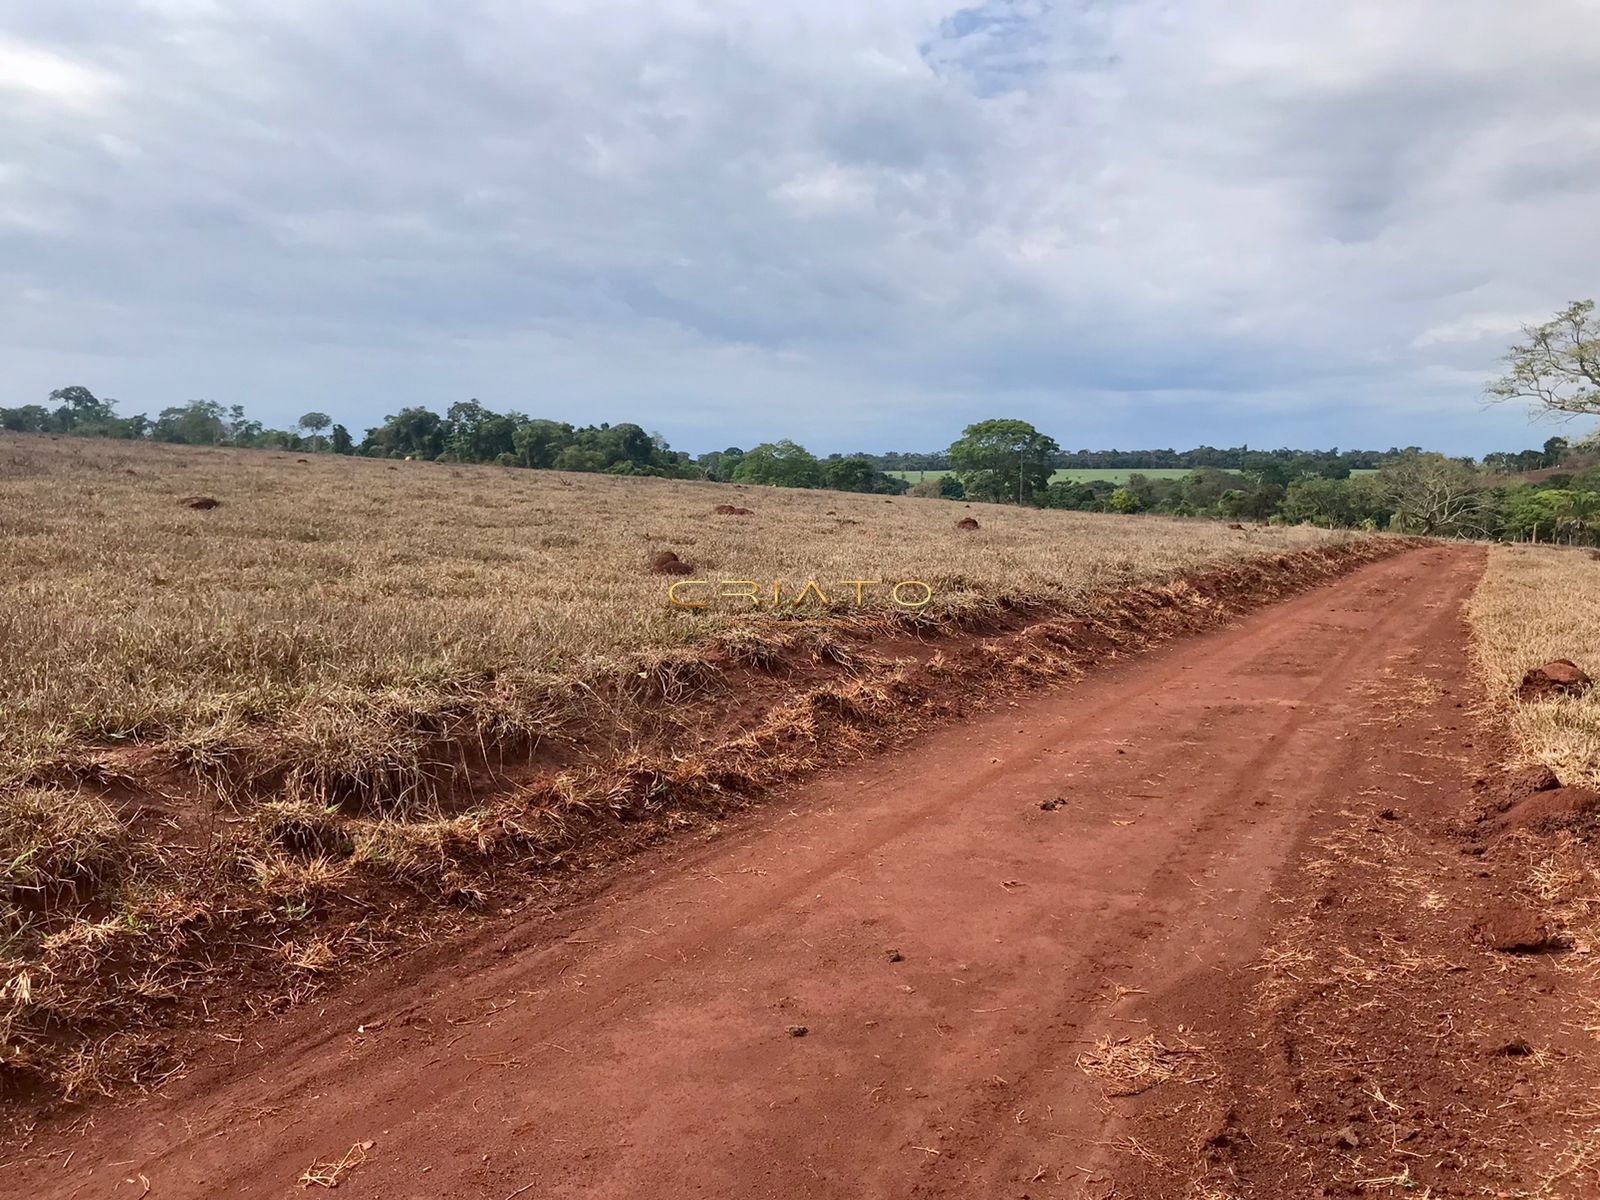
<box><xmin>15</xmin><ymin>545</ymin><xmax>1486</xmax><ymax>1199</ymax></box>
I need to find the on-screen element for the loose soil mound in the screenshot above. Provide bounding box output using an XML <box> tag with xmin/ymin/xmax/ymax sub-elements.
<box><xmin>1474</xmin><ymin>763</ymin><xmax>1560</xmax><ymax>813</ymax></box>
<box><xmin>1502</xmin><ymin>784</ymin><xmax>1600</xmax><ymax>831</ymax></box>
<box><xmin>1517</xmin><ymin>658</ymin><xmax>1593</xmax><ymax>701</ymax></box>
<box><xmin>177</xmin><ymin>495</ymin><xmax>220</xmax><ymax>510</ymax></box>
<box><xmin>1464</xmin><ymin>762</ymin><xmax>1600</xmax><ymax>835</ymax></box>
<box><xmin>649</xmin><ymin>550</ymin><xmax>694</xmax><ymax>576</ymax></box>
<box><xmin>712</xmin><ymin>504</ymin><xmax>754</xmax><ymax>516</ymax></box>
<box><xmin>955</xmin><ymin>517</ymin><xmax>980</xmax><ymax>530</ymax></box>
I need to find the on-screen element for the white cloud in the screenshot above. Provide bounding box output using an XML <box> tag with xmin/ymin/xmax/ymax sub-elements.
<box><xmin>1413</xmin><ymin>314</ymin><xmax>1536</xmax><ymax>349</ymax></box>
<box><xmin>0</xmin><ymin>36</ymin><xmax>116</xmax><ymax>106</ymax></box>
<box><xmin>771</xmin><ymin>164</ymin><xmax>878</xmax><ymax>216</ymax></box>
<box><xmin>1</xmin><ymin>0</ymin><xmax>1598</xmax><ymax>453</ymax></box>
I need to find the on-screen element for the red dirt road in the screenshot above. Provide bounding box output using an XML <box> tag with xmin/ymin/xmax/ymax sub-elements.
<box><xmin>18</xmin><ymin>546</ymin><xmax>1501</xmax><ymax>1198</ymax></box>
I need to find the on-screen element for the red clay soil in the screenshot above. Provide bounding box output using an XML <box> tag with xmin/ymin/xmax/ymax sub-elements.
<box><xmin>648</xmin><ymin>549</ymin><xmax>694</xmax><ymax>575</ymax></box>
<box><xmin>14</xmin><ymin>545</ymin><xmax>1595</xmax><ymax>1198</ymax></box>
<box><xmin>1517</xmin><ymin>658</ymin><xmax>1593</xmax><ymax>702</ymax></box>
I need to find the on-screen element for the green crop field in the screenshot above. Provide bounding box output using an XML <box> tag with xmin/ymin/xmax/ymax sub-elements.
<box><xmin>887</xmin><ymin>468</ymin><xmax>1229</xmax><ymax>486</ymax></box>
<box><xmin>888</xmin><ymin>467</ymin><xmax>1378</xmax><ymax>486</ymax></box>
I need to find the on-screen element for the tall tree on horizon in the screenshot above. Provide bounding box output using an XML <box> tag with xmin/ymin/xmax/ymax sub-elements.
<box><xmin>948</xmin><ymin>418</ymin><xmax>1060</xmax><ymax>505</ymax></box>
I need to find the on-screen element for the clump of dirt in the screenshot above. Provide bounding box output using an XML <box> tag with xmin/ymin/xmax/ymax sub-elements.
<box><xmin>1503</xmin><ymin>785</ymin><xmax>1600</xmax><ymax>832</ymax></box>
<box><xmin>1326</xmin><ymin>1124</ymin><xmax>1362</xmax><ymax>1151</ymax></box>
<box><xmin>649</xmin><ymin>550</ymin><xmax>694</xmax><ymax>576</ymax></box>
<box><xmin>1473</xmin><ymin>763</ymin><xmax>1559</xmax><ymax>815</ymax></box>
<box><xmin>178</xmin><ymin>495</ymin><xmax>221</xmax><ymax>510</ymax></box>
<box><xmin>1502</xmin><ymin>763</ymin><xmax>1561</xmax><ymax>800</ymax></box>
<box><xmin>712</xmin><ymin>504</ymin><xmax>754</xmax><ymax>516</ymax></box>
<box><xmin>956</xmin><ymin>517</ymin><xmax>980</xmax><ymax>530</ymax></box>
<box><xmin>1517</xmin><ymin>658</ymin><xmax>1593</xmax><ymax>701</ymax></box>
<box><xmin>1471</xmin><ymin>763</ymin><xmax>1600</xmax><ymax>833</ymax></box>
<box><xmin>1472</xmin><ymin>904</ymin><xmax>1566</xmax><ymax>953</ymax></box>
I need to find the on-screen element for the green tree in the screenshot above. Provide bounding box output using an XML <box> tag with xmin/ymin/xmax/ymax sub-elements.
<box><xmin>1500</xmin><ymin>486</ymin><xmax>1563</xmax><ymax>541</ymax></box>
<box><xmin>1280</xmin><ymin>475</ymin><xmax>1391</xmax><ymax>528</ymax></box>
<box><xmin>696</xmin><ymin>447</ymin><xmax>744</xmax><ymax>481</ymax></box>
<box><xmin>824</xmin><ymin>455</ymin><xmax>877</xmax><ymax>492</ymax></box>
<box><xmin>587</xmin><ymin>421</ymin><xmax>655</xmax><ymax>470</ymax></box>
<box><xmin>1552</xmin><ymin>489</ymin><xmax>1600</xmax><ymax>543</ymax></box>
<box><xmin>1043</xmin><ymin>480</ymin><xmax>1100</xmax><ymax>510</ymax></box>
<box><xmin>947</xmin><ymin>419</ymin><xmax>1060</xmax><ymax>505</ymax></box>
<box><xmin>330</xmin><ymin>423</ymin><xmax>354</xmax><ymax>455</ymax></box>
<box><xmin>360</xmin><ymin>406</ymin><xmax>451</xmax><ymax>459</ymax></box>
<box><xmin>1106</xmin><ymin>486</ymin><xmax>1141</xmax><ymax>513</ymax></box>
<box><xmin>553</xmin><ymin>444</ymin><xmax>606</xmax><ymax>472</ymax></box>
<box><xmin>1488</xmin><ymin>300</ymin><xmax>1600</xmax><ymax>419</ymax></box>
<box><xmin>0</xmin><ymin>404</ymin><xmax>52</xmax><ymax>432</ymax></box>
<box><xmin>513</xmin><ymin>419</ymin><xmax>575</xmax><ymax>468</ymax></box>
<box><xmin>1176</xmin><ymin>468</ymin><xmax>1241</xmax><ymax>514</ymax></box>
<box><xmin>443</xmin><ymin>400</ymin><xmax>517</xmax><ymax>462</ymax></box>
<box><xmin>290</xmin><ymin>410</ymin><xmax>329</xmax><ymax>451</ymax></box>
<box><xmin>731</xmin><ymin>440</ymin><xmax>824</xmax><ymax>488</ymax></box>
<box><xmin>48</xmin><ymin>385</ymin><xmax>116</xmax><ymax>431</ymax></box>
<box><xmin>228</xmin><ymin>404</ymin><xmax>263</xmax><ymax>445</ymax></box>
<box><xmin>822</xmin><ymin>455</ymin><xmax>907</xmax><ymax>494</ymax></box>
<box><xmin>151</xmin><ymin>400</ymin><xmax>230</xmax><ymax>445</ymax></box>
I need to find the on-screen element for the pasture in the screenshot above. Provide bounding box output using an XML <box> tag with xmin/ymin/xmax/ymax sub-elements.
<box><xmin>887</xmin><ymin>467</ymin><xmax>1208</xmax><ymax>486</ymax></box>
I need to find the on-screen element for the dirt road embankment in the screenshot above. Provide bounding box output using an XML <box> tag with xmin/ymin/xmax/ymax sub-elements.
<box><xmin>26</xmin><ymin>545</ymin><xmax>1591</xmax><ymax>1199</ymax></box>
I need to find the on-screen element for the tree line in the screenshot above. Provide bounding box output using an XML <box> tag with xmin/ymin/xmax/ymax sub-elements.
<box><xmin>0</xmin><ymin>389</ymin><xmax>912</xmax><ymax>494</ymax></box>
<box><xmin>4</xmin><ymin>298</ymin><xmax>1595</xmax><ymax>538</ymax></box>
<box><xmin>917</xmin><ymin>417</ymin><xmax>1598</xmax><ymax>541</ymax></box>
<box><xmin>875</xmin><ymin>445</ymin><xmax>1402</xmax><ymax>474</ymax></box>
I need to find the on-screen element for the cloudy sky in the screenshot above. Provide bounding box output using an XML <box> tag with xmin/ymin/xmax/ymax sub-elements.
<box><xmin>3</xmin><ymin>1</ymin><xmax>1598</xmax><ymax>455</ymax></box>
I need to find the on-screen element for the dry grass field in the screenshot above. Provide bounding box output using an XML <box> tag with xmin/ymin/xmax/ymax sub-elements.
<box><xmin>1469</xmin><ymin>544</ymin><xmax>1600</xmax><ymax>786</ymax></box>
<box><xmin>1</xmin><ymin>435</ymin><xmax>1355</xmax><ymax>799</ymax></box>
<box><xmin>0</xmin><ymin>433</ymin><xmax>1372</xmax><ymax>1105</ymax></box>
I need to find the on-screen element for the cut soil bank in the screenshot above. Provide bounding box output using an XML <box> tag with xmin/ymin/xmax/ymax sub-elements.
<box><xmin>1</xmin><ymin>539</ymin><xmax>1403</xmax><ymax>1118</ymax></box>
<box><xmin>21</xmin><ymin>543</ymin><xmax>1585</xmax><ymax>1200</ymax></box>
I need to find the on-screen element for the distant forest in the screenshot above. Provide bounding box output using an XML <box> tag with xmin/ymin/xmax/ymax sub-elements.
<box><xmin>3</xmin><ymin>387</ymin><xmax>1594</xmax><ymax>542</ymax></box>
<box><xmin>2</xmin><ymin>385</ymin><xmax>1477</xmax><ymax>477</ymax></box>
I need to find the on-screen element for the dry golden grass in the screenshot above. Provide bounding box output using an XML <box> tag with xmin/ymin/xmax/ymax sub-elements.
<box><xmin>0</xmin><ymin>433</ymin><xmax>1369</xmax><ymax>1106</ymax></box>
<box><xmin>1</xmin><ymin>434</ymin><xmax>1351</xmax><ymax>792</ymax></box>
<box><xmin>1467</xmin><ymin>546</ymin><xmax>1600</xmax><ymax>1197</ymax></box>
<box><xmin>1469</xmin><ymin>544</ymin><xmax>1600</xmax><ymax>786</ymax></box>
